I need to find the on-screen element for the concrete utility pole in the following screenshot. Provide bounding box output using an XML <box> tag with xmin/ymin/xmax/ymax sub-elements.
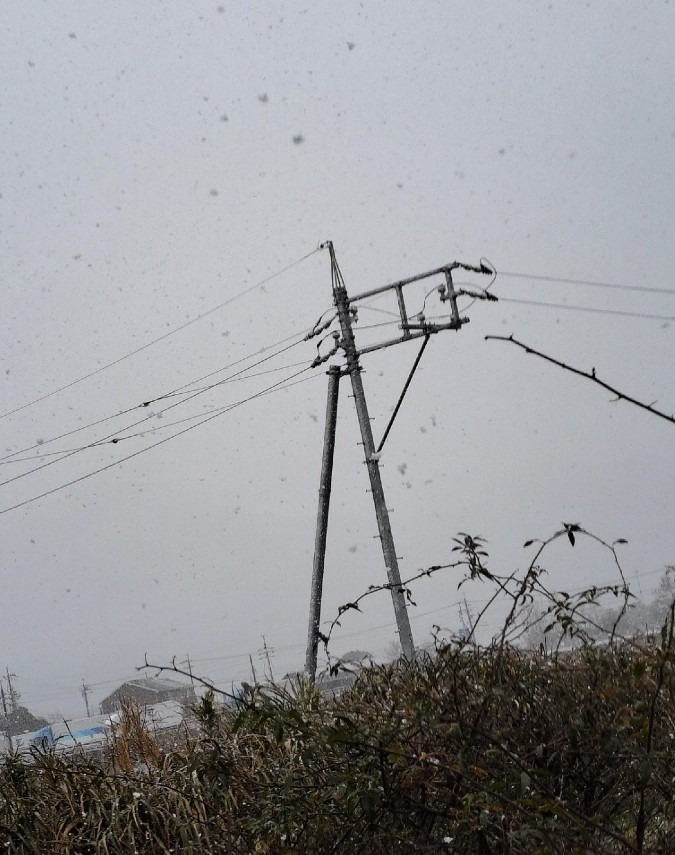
<box><xmin>305</xmin><ymin>365</ymin><xmax>341</xmax><ymax>680</ymax></box>
<box><xmin>304</xmin><ymin>243</ymin><xmax>494</xmax><ymax>681</ymax></box>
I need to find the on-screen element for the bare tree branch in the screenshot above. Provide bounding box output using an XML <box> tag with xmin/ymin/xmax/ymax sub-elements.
<box><xmin>486</xmin><ymin>334</ymin><xmax>675</xmax><ymax>425</ymax></box>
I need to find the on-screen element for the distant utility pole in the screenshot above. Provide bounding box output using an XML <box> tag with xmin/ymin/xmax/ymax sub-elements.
<box><xmin>182</xmin><ymin>654</ymin><xmax>195</xmax><ymax>686</ymax></box>
<box><xmin>5</xmin><ymin>668</ymin><xmax>18</xmax><ymax>713</ymax></box>
<box><xmin>81</xmin><ymin>680</ymin><xmax>92</xmax><ymax>718</ymax></box>
<box><xmin>304</xmin><ymin>243</ymin><xmax>494</xmax><ymax>681</ymax></box>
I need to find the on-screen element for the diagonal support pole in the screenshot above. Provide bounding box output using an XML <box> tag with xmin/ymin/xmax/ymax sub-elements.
<box><xmin>377</xmin><ymin>334</ymin><xmax>430</xmax><ymax>454</ymax></box>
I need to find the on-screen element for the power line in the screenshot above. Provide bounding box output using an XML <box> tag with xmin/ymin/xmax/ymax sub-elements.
<box><xmin>141</xmin><ymin>334</ymin><xmax>304</xmax><ymax>405</ymax></box>
<box><xmin>0</xmin><ymin>354</ymin><xmax>315</xmax><ymax>493</ymax></box>
<box><xmin>0</xmin><ymin>330</ymin><xmax>307</xmax><ymax>466</ymax></box>
<box><xmin>86</xmin><ymin>371</ymin><xmax>320</xmax><ymax>447</ymax></box>
<box><xmin>136</xmin><ymin>330</ymin><xmax>304</xmax><ymax>406</ymax></box>
<box><xmin>0</xmin><ymin>365</ymin><xmax>315</xmax><ymax>516</ymax></box>
<box><xmin>0</xmin><ymin>247</ymin><xmax>321</xmax><ymax>422</ymax></box>
<box><xmin>0</xmin><ymin>405</ymin><xmax>140</xmax><ymax>464</ymax></box>
<box><xmin>0</xmin><ymin>360</ymin><xmax>313</xmax><ymax>465</ymax></box>
<box><xmin>354</xmin><ymin>304</ymin><xmax>400</xmax><ymax>319</ymax></box>
<box><xmin>0</xmin><ymin>447</ymin><xmax>94</xmax><ymax>465</ymax></box>
<box><xmin>0</xmin><ymin>336</ymin><xmax>309</xmax><ymax>488</ymax></box>
<box><xmin>353</xmin><ymin>319</ymin><xmax>403</xmax><ymax>332</ymax></box>
<box><xmin>496</xmin><ymin>296</ymin><xmax>675</xmax><ymax>322</ymax></box>
<box><xmin>498</xmin><ymin>270</ymin><xmax>675</xmax><ymax>296</ymax></box>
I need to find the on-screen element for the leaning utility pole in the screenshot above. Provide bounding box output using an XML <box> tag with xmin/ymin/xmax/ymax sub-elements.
<box><xmin>305</xmin><ymin>364</ymin><xmax>341</xmax><ymax>680</ymax></box>
<box><xmin>305</xmin><ymin>243</ymin><xmax>494</xmax><ymax>681</ymax></box>
<box><xmin>185</xmin><ymin>655</ymin><xmax>195</xmax><ymax>686</ymax></box>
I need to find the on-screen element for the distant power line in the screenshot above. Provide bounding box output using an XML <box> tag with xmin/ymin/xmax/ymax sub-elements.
<box><xmin>0</xmin><ymin>247</ymin><xmax>321</xmax><ymax>422</ymax></box>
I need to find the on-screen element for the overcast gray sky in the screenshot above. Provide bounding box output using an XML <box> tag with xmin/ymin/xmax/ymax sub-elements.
<box><xmin>2</xmin><ymin>1</ymin><xmax>674</xmax><ymax>718</ymax></box>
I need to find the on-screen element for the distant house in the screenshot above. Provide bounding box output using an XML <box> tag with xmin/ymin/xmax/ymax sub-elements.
<box><xmin>338</xmin><ymin>649</ymin><xmax>374</xmax><ymax>668</ymax></box>
<box><xmin>100</xmin><ymin>677</ymin><xmax>195</xmax><ymax>714</ymax></box>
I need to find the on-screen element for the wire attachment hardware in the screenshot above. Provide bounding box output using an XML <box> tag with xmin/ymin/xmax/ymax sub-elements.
<box><xmin>311</xmin><ymin>331</ymin><xmax>341</xmax><ymax>368</ymax></box>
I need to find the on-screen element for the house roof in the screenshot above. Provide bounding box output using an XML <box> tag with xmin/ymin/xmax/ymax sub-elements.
<box><xmin>118</xmin><ymin>677</ymin><xmax>192</xmax><ymax>694</ymax></box>
<box><xmin>100</xmin><ymin>676</ymin><xmax>194</xmax><ymax>708</ymax></box>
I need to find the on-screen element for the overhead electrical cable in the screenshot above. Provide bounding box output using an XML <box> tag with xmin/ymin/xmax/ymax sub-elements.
<box><xmin>0</xmin><ymin>329</ymin><xmax>308</xmax><ymax>465</ymax></box>
<box><xmin>0</xmin><ymin>360</ymin><xmax>315</xmax><ymax>465</ymax></box>
<box><xmin>0</xmin><ymin>447</ymin><xmax>96</xmax><ymax>465</ymax></box>
<box><xmin>134</xmin><ymin>337</ymin><xmax>305</xmax><ymax>413</ymax></box>
<box><xmin>356</xmin><ymin>304</ymin><xmax>400</xmax><ymax>319</ymax></box>
<box><xmin>131</xmin><ymin>357</ymin><xmax>313</xmax><ymax>402</ymax></box>
<box><xmin>90</xmin><ymin>371</ymin><xmax>321</xmax><ymax>446</ymax></box>
<box><xmin>0</xmin><ymin>364</ymin><xmax>315</xmax><ymax>516</ymax></box>
<box><xmin>497</xmin><ymin>296</ymin><xmax>675</xmax><ymax>322</ymax></box>
<box><xmin>139</xmin><ymin>329</ymin><xmax>304</xmax><ymax>405</ymax></box>
<box><xmin>0</xmin><ymin>247</ymin><xmax>321</xmax><ymax>421</ymax></box>
<box><xmin>354</xmin><ymin>320</ymin><xmax>403</xmax><ymax>332</ymax></box>
<box><xmin>0</xmin><ymin>337</ymin><xmax>308</xmax><ymax>489</ymax></box>
<box><xmin>498</xmin><ymin>270</ymin><xmax>675</xmax><ymax>296</ymax></box>
<box><xmin>0</xmin><ymin>404</ymin><xmax>142</xmax><ymax>464</ymax></box>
